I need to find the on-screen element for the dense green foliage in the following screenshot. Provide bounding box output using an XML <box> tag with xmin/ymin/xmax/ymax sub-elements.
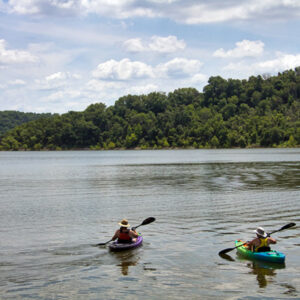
<box><xmin>0</xmin><ymin>111</ymin><xmax>52</xmax><ymax>136</ymax></box>
<box><xmin>1</xmin><ymin>68</ymin><xmax>299</xmax><ymax>150</ymax></box>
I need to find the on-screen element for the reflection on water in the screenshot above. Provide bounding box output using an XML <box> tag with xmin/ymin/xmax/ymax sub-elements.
<box><xmin>219</xmin><ymin>253</ymin><xmax>235</xmax><ymax>262</ymax></box>
<box><xmin>219</xmin><ymin>251</ymin><xmax>287</xmax><ymax>289</ymax></box>
<box><xmin>112</xmin><ymin>250</ymin><xmax>140</xmax><ymax>276</ymax></box>
<box><xmin>249</xmin><ymin>262</ymin><xmax>276</xmax><ymax>288</ymax></box>
<box><xmin>234</xmin><ymin>253</ymin><xmax>288</xmax><ymax>289</ymax></box>
<box><xmin>247</xmin><ymin>261</ymin><xmax>285</xmax><ymax>288</ymax></box>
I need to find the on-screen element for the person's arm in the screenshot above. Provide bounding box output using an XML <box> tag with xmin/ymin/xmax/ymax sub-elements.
<box><xmin>267</xmin><ymin>237</ymin><xmax>277</xmax><ymax>245</ymax></box>
<box><xmin>129</xmin><ymin>229</ymin><xmax>138</xmax><ymax>238</ymax></box>
<box><xmin>112</xmin><ymin>229</ymin><xmax>120</xmax><ymax>241</ymax></box>
<box><xmin>247</xmin><ymin>238</ymin><xmax>257</xmax><ymax>252</ymax></box>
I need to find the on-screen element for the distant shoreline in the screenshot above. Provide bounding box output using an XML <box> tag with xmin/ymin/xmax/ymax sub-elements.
<box><xmin>1</xmin><ymin>145</ymin><xmax>299</xmax><ymax>151</ymax></box>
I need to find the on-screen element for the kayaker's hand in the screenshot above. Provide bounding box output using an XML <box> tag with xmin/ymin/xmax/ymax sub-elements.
<box><xmin>266</xmin><ymin>233</ymin><xmax>271</xmax><ymax>237</ymax></box>
<box><xmin>131</xmin><ymin>227</ymin><xmax>136</xmax><ymax>231</ymax></box>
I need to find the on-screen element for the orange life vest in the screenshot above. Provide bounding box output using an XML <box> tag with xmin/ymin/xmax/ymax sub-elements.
<box><xmin>118</xmin><ymin>229</ymin><xmax>132</xmax><ymax>242</ymax></box>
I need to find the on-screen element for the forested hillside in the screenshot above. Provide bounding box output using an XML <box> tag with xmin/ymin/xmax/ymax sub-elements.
<box><xmin>0</xmin><ymin>111</ymin><xmax>52</xmax><ymax>136</ymax></box>
<box><xmin>1</xmin><ymin>68</ymin><xmax>299</xmax><ymax>150</ymax></box>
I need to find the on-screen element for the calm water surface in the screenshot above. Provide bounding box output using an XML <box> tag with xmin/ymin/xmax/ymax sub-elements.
<box><xmin>0</xmin><ymin>149</ymin><xmax>299</xmax><ymax>299</ymax></box>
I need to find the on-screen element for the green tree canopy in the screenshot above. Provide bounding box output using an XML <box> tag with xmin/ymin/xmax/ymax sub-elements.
<box><xmin>1</xmin><ymin>67</ymin><xmax>299</xmax><ymax>150</ymax></box>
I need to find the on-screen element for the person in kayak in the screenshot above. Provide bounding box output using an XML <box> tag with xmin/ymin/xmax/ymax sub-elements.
<box><xmin>247</xmin><ymin>227</ymin><xmax>277</xmax><ymax>252</ymax></box>
<box><xmin>111</xmin><ymin>219</ymin><xmax>138</xmax><ymax>243</ymax></box>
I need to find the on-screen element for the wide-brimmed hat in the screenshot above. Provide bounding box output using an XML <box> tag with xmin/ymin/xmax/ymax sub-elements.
<box><xmin>254</xmin><ymin>227</ymin><xmax>267</xmax><ymax>238</ymax></box>
<box><xmin>118</xmin><ymin>219</ymin><xmax>130</xmax><ymax>228</ymax></box>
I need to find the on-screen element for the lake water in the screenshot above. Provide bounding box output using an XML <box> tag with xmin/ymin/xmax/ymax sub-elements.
<box><xmin>0</xmin><ymin>149</ymin><xmax>299</xmax><ymax>299</ymax></box>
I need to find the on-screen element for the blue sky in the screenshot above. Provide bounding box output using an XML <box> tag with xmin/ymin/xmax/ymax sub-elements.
<box><xmin>0</xmin><ymin>0</ymin><xmax>300</xmax><ymax>113</ymax></box>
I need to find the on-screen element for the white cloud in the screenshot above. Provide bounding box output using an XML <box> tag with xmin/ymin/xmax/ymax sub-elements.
<box><xmin>81</xmin><ymin>1</ymin><xmax>156</xmax><ymax>18</ymax></box>
<box><xmin>85</xmin><ymin>57</ymin><xmax>206</xmax><ymax>105</ymax></box>
<box><xmin>92</xmin><ymin>58</ymin><xmax>154</xmax><ymax>80</ymax></box>
<box><xmin>86</xmin><ymin>79</ymin><xmax>119</xmax><ymax>92</ymax></box>
<box><xmin>123</xmin><ymin>38</ymin><xmax>146</xmax><ymax>52</ymax></box>
<box><xmin>125</xmin><ymin>84</ymin><xmax>158</xmax><ymax>95</ymax></box>
<box><xmin>224</xmin><ymin>52</ymin><xmax>300</xmax><ymax>75</ymax></box>
<box><xmin>213</xmin><ymin>40</ymin><xmax>264</xmax><ymax>58</ymax></box>
<box><xmin>149</xmin><ymin>35</ymin><xmax>186</xmax><ymax>53</ymax></box>
<box><xmin>123</xmin><ymin>35</ymin><xmax>186</xmax><ymax>53</ymax></box>
<box><xmin>3</xmin><ymin>1</ymin><xmax>300</xmax><ymax>23</ymax></box>
<box><xmin>190</xmin><ymin>73</ymin><xmax>208</xmax><ymax>83</ymax></box>
<box><xmin>35</xmin><ymin>71</ymin><xmax>81</xmax><ymax>90</ymax></box>
<box><xmin>6</xmin><ymin>0</ymin><xmax>81</xmax><ymax>15</ymax></box>
<box><xmin>165</xmin><ymin>1</ymin><xmax>300</xmax><ymax>24</ymax></box>
<box><xmin>256</xmin><ymin>53</ymin><xmax>300</xmax><ymax>71</ymax></box>
<box><xmin>46</xmin><ymin>71</ymin><xmax>81</xmax><ymax>81</ymax></box>
<box><xmin>157</xmin><ymin>57</ymin><xmax>203</xmax><ymax>78</ymax></box>
<box><xmin>38</xmin><ymin>88</ymin><xmax>92</xmax><ymax>113</ymax></box>
<box><xmin>8</xmin><ymin>79</ymin><xmax>26</xmax><ymax>85</ymax></box>
<box><xmin>46</xmin><ymin>72</ymin><xmax>67</xmax><ymax>81</ymax></box>
<box><xmin>7</xmin><ymin>0</ymin><xmax>40</xmax><ymax>14</ymax></box>
<box><xmin>46</xmin><ymin>89</ymin><xmax>82</xmax><ymax>102</ymax></box>
<box><xmin>0</xmin><ymin>39</ymin><xmax>38</xmax><ymax>64</ymax></box>
<box><xmin>91</xmin><ymin>57</ymin><xmax>203</xmax><ymax>83</ymax></box>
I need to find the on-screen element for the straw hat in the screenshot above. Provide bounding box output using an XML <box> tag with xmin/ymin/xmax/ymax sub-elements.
<box><xmin>254</xmin><ymin>227</ymin><xmax>267</xmax><ymax>238</ymax></box>
<box><xmin>118</xmin><ymin>219</ymin><xmax>130</xmax><ymax>228</ymax></box>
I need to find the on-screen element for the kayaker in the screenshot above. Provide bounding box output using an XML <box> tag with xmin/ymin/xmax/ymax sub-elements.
<box><xmin>111</xmin><ymin>219</ymin><xmax>138</xmax><ymax>243</ymax></box>
<box><xmin>247</xmin><ymin>227</ymin><xmax>277</xmax><ymax>252</ymax></box>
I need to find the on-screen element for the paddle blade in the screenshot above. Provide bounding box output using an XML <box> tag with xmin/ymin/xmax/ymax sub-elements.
<box><xmin>96</xmin><ymin>238</ymin><xmax>113</xmax><ymax>246</ymax></box>
<box><xmin>141</xmin><ymin>217</ymin><xmax>156</xmax><ymax>225</ymax></box>
<box><xmin>280</xmin><ymin>222</ymin><xmax>296</xmax><ymax>231</ymax></box>
<box><xmin>218</xmin><ymin>248</ymin><xmax>235</xmax><ymax>255</ymax></box>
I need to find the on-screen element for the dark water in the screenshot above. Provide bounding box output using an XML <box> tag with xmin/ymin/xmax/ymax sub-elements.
<box><xmin>0</xmin><ymin>149</ymin><xmax>299</xmax><ymax>299</ymax></box>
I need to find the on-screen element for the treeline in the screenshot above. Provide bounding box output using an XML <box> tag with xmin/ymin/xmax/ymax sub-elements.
<box><xmin>0</xmin><ymin>111</ymin><xmax>52</xmax><ymax>136</ymax></box>
<box><xmin>1</xmin><ymin>68</ymin><xmax>299</xmax><ymax>150</ymax></box>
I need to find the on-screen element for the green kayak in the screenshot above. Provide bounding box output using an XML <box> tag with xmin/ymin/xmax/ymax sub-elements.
<box><xmin>235</xmin><ymin>240</ymin><xmax>285</xmax><ymax>263</ymax></box>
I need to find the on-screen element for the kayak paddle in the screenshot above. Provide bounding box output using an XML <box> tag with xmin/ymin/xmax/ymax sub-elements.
<box><xmin>267</xmin><ymin>222</ymin><xmax>296</xmax><ymax>236</ymax></box>
<box><xmin>218</xmin><ymin>222</ymin><xmax>296</xmax><ymax>256</ymax></box>
<box><xmin>96</xmin><ymin>217</ymin><xmax>156</xmax><ymax>246</ymax></box>
<box><xmin>218</xmin><ymin>242</ymin><xmax>248</xmax><ymax>256</ymax></box>
<box><xmin>96</xmin><ymin>238</ymin><xmax>113</xmax><ymax>246</ymax></box>
<box><xmin>131</xmin><ymin>217</ymin><xmax>156</xmax><ymax>231</ymax></box>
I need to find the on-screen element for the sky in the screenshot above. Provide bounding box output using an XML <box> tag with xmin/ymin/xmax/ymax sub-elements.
<box><xmin>0</xmin><ymin>0</ymin><xmax>300</xmax><ymax>114</ymax></box>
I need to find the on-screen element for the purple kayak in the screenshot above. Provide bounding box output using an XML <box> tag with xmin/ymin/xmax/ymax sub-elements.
<box><xmin>109</xmin><ymin>235</ymin><xmax>143</xmax><ymax>252</ymax></box>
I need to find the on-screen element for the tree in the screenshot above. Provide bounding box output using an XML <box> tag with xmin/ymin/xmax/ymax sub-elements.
<box><xmin>1</xmin><ymin>67</ymin><xmax>299</xmax><ymax>150</ymax></box>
